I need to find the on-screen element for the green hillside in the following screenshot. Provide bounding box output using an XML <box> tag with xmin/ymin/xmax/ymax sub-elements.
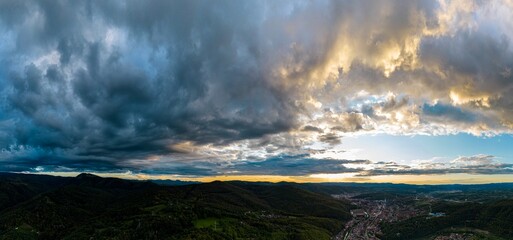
<box><xmin>0</xmin><ymin>173</ymin><xmax>352</xmax><ymax>240</ymax></box>
<box><xmin>381</xmin><ymin>200</ymin><xmax>513</xmax><ymax>239</ymax></box>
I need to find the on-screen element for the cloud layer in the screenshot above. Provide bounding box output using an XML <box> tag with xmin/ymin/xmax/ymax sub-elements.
<box><xmin>1</xmin><ymin>0</ymin><xmax>513</xmax><ymax>177</ymax></box>
<box><xmin>359</xmin><ymin>154</ymin><xmax>513</xmax><ymax>176</ymax></box>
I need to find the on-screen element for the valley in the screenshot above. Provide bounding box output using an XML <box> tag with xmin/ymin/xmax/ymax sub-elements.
<box><xmin>1</xmin><ymin>173</ymin><xmax>513</xmax><ymax>240</ymax></box>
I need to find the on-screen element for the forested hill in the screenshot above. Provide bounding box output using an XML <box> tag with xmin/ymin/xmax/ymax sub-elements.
<box><xmin>0</xmin><ymin>173</ymin><xmax>352</xmax><ymax>240</ymax></box>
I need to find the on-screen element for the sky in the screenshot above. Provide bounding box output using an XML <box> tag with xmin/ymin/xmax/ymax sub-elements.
<box><xmin>1</xmin><ymin>0</ymin><xmax>513</xmax><ymax>184</ymax></box>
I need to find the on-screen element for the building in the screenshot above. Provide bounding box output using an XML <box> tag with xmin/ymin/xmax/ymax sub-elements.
<box><xmin>351</xmin><ymin>209</ymin><xmax>368</xmax><ymax>219</ymax></box>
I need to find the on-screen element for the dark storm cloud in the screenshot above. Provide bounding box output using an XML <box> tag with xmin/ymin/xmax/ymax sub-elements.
<box><xmin>417</xmin><ymin>28</ymin><xmax>513</xmax><ymax>127</ymax></box>
<box><xmin>0</xmin><ymin>148</ymin><xmax>121</xmax><ymax>173</ymax></box>
<box><xmin>223</xmin><ymin>154</ymin><xmax>368</xmax><ymax>176</ymax></box>
<box><xmin>302</xmin><ymin>125</ymin><xmax>323</xmax><ymax>133</ymax></box>
<box><xmin>126</xmin><ymin>154</ymin><xmax>370</xmax><ymax>176</ymax></box>
<box><xmin>0</xmin><ymin>0</ymin><xmax>302</xmax><ymax>172</ymax></box>
<box><xmin>318</xmin><ymin>133</ymin><xmax>342</xmax><ymax>145</ymax></box>
<box><xmin>5</xmin><ymin>0</ymin><xmax>431</xmax><ymax>173</ymax></box>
